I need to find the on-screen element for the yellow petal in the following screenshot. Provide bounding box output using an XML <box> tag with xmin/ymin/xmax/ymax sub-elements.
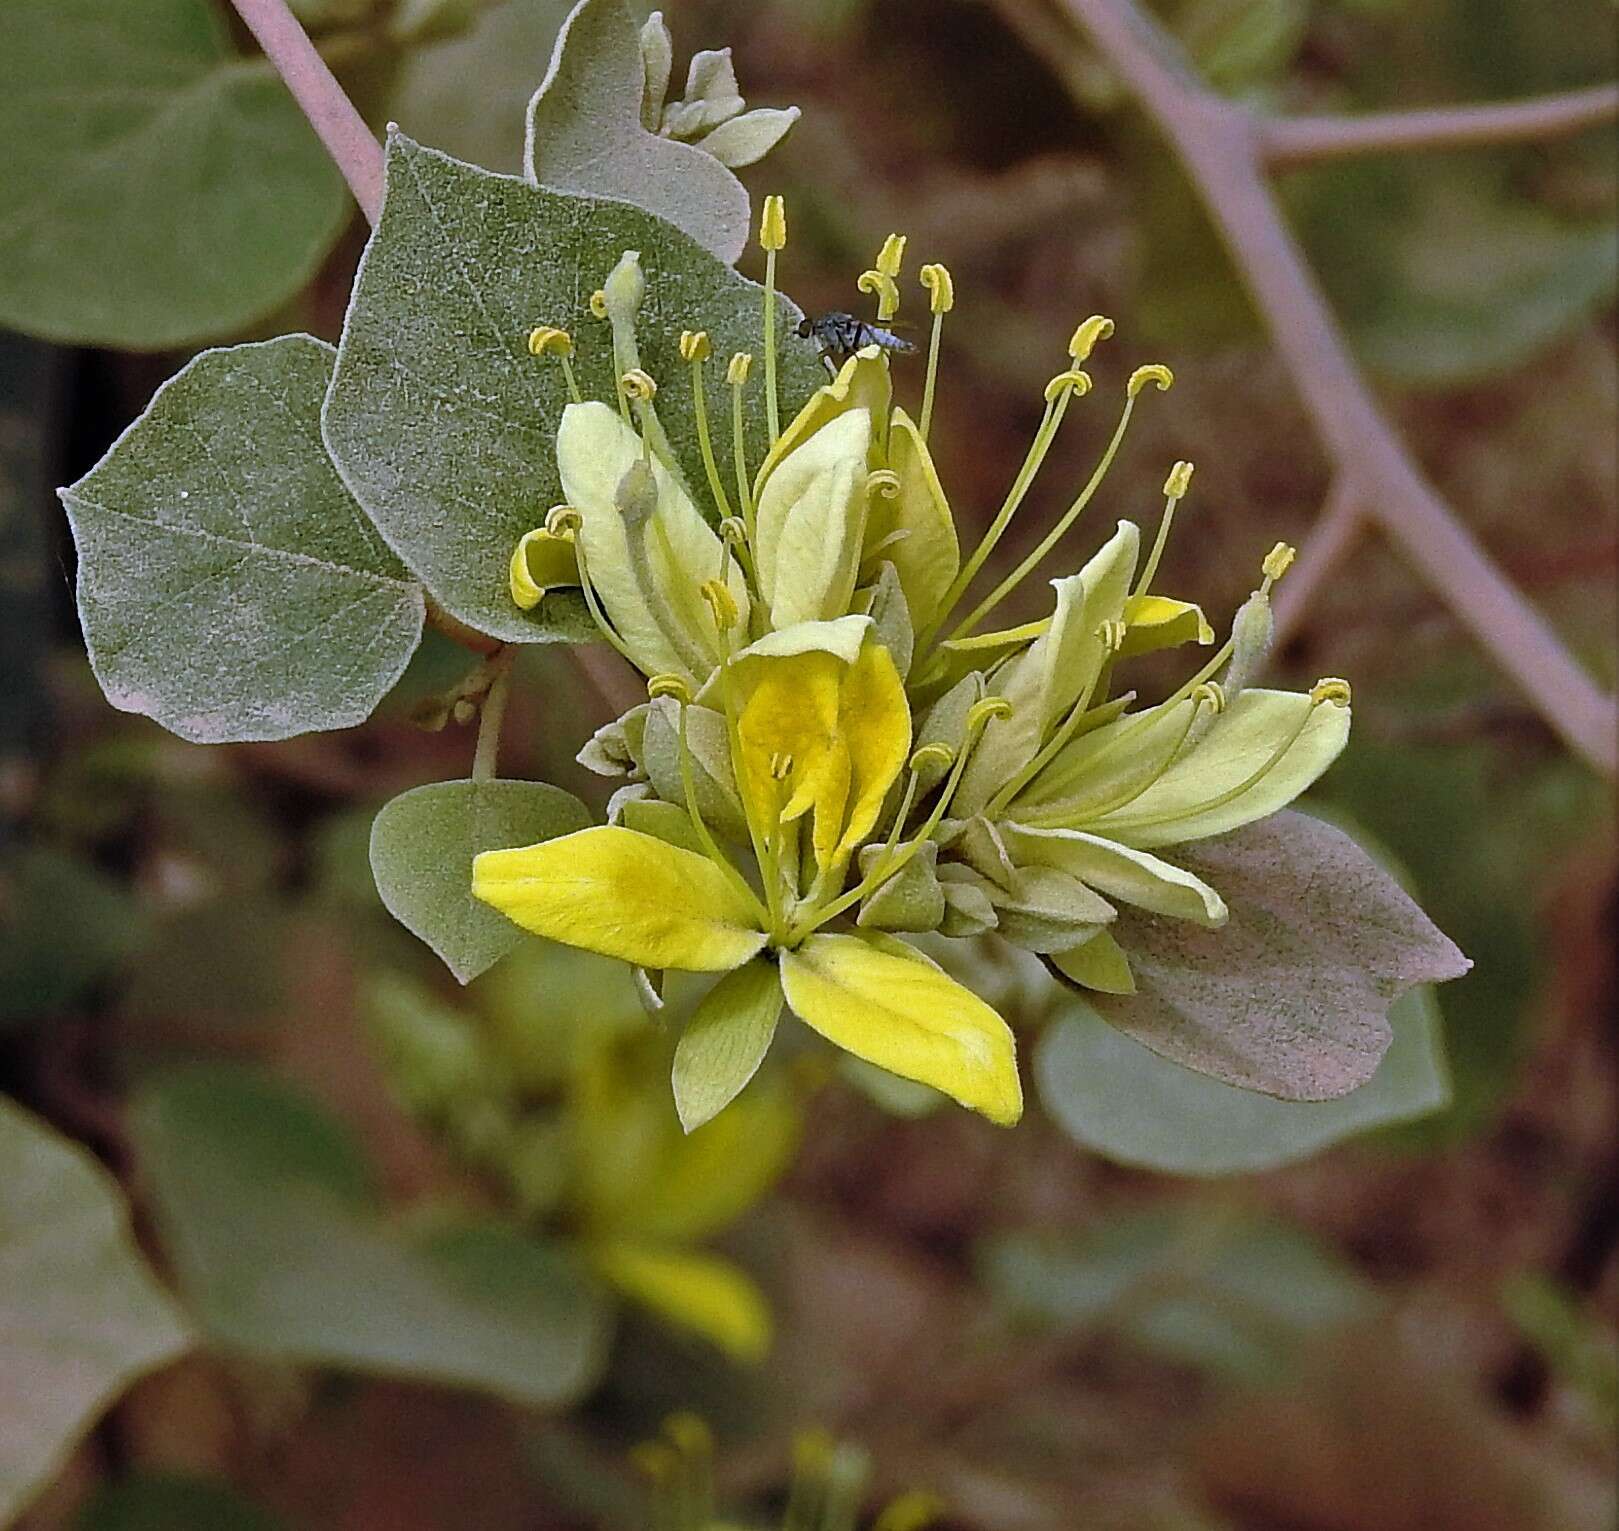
<box><xmin>1119</xmin><ymin>593</ymin><xmax>1215</xmax><ymax>657</ymax></box>
<box><xmin>472</xmin><ymin>826</ymin><xmax>765</xmax><ymax>972</ymax></box>
<box><xmin>781</xmin><ymin>932</ymin><xmax>1022</xmax><ymax>1124</ymax></box>
<box><xmin>735</xmin><ymin>648</ymin><xmax>846</xmax><ymax>837</ymax></box>
<box><xmin>591</xmin><ymin>1241</ymin><xmax>772</xmax><ymax>1363</ymax></box>
<box><xmin>755</xmin><ymin>407</ymin><xmax>871</xmax><ymax>628</ymax></box>
<box><xmin>753</xmin><ymin>346</ymin><xmax>890</xmax><ymax>498</ymax></box>
<box><xmin>869</xmin><ymin>407</ymin><xmax>960</xmax><ymax>630</ymax></box>
<box><xmin>832</xmin><ymin>639</ymin><xmax>912</xmax><ymax>864</ymax></box>
<box><xmin>509</xmin><ymin>527</ymin><xmax>579</xmax><ymax>609</ymax></box>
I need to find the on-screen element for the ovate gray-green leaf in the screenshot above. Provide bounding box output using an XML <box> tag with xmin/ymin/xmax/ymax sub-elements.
<box><xmin>672</xmin><ymin>958</ymin><xmax>784</xmax><ymax>1132</ymax></box>
<box><xmin>322</xmin><ymin>133</ymin><xmax>824</xmax><ymax>643</ymax></box>
<box><xmin>1036</xmin><ymin>986</ymin><xmax>1450</xmax><ymax>1175</ymax></box>
<box><xmin>1091</xmin><ymin>811</ymin><xmax>1469</xmax><ymax>1100</ymax></box>
<box><xmin>60</xmin><ymin>336</ymin><xmax>424</xmax><ymax>744</ymax></box>
<box><xmin>524</xmin><ymin>0</ymin><xmax>751</xmax><ymax>262</ymax></box>
<box><xmin>0</xmin><ymin>0</ymin><xmax>348</xmax><ymax>349</ymax></box>
<box><xmin>132</xmin><ymin>1065</ymin><xmax>608</xmax><ymax>1406</ymax></box>
<box><xmin>371</xmin><ymin>778</ymin><xmax>593</xmax><ymax>983</ymax></box>
<box><xmin>0</xmin><ymin>1101</ymin><xmax>193</xmax><ymax>1525</ymax></box>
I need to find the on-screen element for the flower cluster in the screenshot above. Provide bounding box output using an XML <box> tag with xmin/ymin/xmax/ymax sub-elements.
<box><xmin>474</xmin><ymin>200</ymin><xmax>1352</xmax><ymax>1131</ymax></box>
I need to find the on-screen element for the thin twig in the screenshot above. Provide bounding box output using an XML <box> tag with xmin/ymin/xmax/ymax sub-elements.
<box><xmin>227</xmin><ymin>0</ymin><xmax>384</xmax><ymax>224</ymax></box>
<box><xmin>1271</xmin><ymin>480</ymin><xmax>1364</xmax><ymax>647</ymax></box>
<box><xmin>1020</xmin><ymin>0</ymin><xmax>1617</xmax><ymax>775</ymax></box>
<box><xmin>1262</xmin><ymin>83</ymin><xmax>1619</xmax><ymax>169</ymax></box>
<box><xmin>471</xmin><ymin>651</ymin><xmax>514</xmax><ymax>781</ymax></box>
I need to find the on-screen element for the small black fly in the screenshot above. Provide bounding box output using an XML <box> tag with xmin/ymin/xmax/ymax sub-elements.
<box><xmin>797</xmin><ymin>312</ymin><xmax>915</xmax><ymax>372</ymax></box>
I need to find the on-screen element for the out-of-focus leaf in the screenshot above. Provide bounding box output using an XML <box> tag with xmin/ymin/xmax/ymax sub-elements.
<box><xmin>0</xmin><ymin>0</ymin><xmax>348</xmax><ymax>349</ymax></box>
<box><xmin>322</xmin><ymin>133</ymin><xmax>823</xmax><ymax>643</ymax></box>
<box><xmin>60</xmin><ymin>337</ymin><xmax>425</xmax><ymax>744</ymax></box>
<box><xmin>391</xmin><ymin>0</ymin><xmax>577</xmax><ymax>174</ymax></box>
<box><xmin>1294</xmin><ymin>160</ymin><xmax>1617</xmax><ymax>386</ymax></box>
<box><xmin>132</xmin><ymin>1065</ymin><xmax>609</xmax><ymax>1405</ymax></box>
<box><xmin>524</xmin><ymin>0</ymin><xmax>753</xmax><ymax>263</ymax></box>
<box><xmin>1178</xmin><ymin>0</ymin><xmax>1311</xmax><ymax>94</ymax></box>
<box><xmin>1037</xmin><ymin>984</ymin><xmax>1449</xmax><ymax>1174</ymax></box>
<box><xmin>0</xmin><ymin>848</ymin><xmax>143</xmax><ymax>1031</ymax></box>
<box><xmin>120</xmin><ymin>898</ymin><xmax>288</xmax><ymax>1037</ymax></box>
<box><xmin>0</xmin><ymin>1101</ymin><xmax>193</xmax><ymax>1526</ymax></box>
<box><xmin>980</xmin><ymin>1206</ymin><xmax>1371</xmax><ymax>1382</ymax></box>
<box><xmin>75</xmin><ymin>1474</ymin><xmax>286</xmax><ymax>1531</ymax></box>
<box><xmin>1088</xmin><ymin>811</ymin><xmax>1469</xmax><ymax>1100</ymax></box>
<box><xmin>370</xmin><ymin>778</ymin><xmax>594</xmax><ymax>984</ymax></box>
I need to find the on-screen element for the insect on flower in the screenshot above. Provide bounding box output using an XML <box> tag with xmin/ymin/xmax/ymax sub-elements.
<box><xmin>797</xmin><ymin>310</ymin><xmax>915</xmax><ymax>371</ymax></box>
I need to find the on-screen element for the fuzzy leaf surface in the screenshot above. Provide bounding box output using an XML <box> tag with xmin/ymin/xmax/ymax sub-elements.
<box><xmin>1090</xmin><ymin>811</ymin><xmax>1469</xmax><ymax>1100</ymax></box>
<box><xmin>523</xmin><ymin>0</ymin><xmax>753</xmax><ymax>262</ymax></box>
<box><xmin>61</xmin><ymin>337</ymin><xmax>424</xmax><ymax>744</ymax></box>
<box><xmin>323</xmin><ymin>133</ymin><xmax>823</xmax><ymax>643</ymax></box>
<box><xmin>371</xmin><ymin>778</ymin><xmax>593</xmax><ymax>983</ymax></box>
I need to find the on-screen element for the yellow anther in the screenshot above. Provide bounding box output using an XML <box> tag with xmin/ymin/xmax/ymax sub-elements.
<box><xmin>1164</xmin><ymin>459</ymin><xmax>1195</xmax><ymax>498</ymax></box>
<box><xmin>699</xmin><ymin>577</ymin><xmax>739</xmax><ymax>631</ymax></box>
<box><xmin>919</xmin><ymin>262</ymin><xmax>955</xmax><ymax>314</ymax></box>
<box><xmin>619</xmin><ymin>367</ymin><xmax>658</xmax><ymax>402</ymax></box>
<box><xmin>1128</xmin><ymin>364</ymin><xmax>1174</xmax><ymax>397</ymax></box>
<box><xmin>1043</xmin><ymin>368</ymin><xmax>1093</xmax><ymax>403</ymax></box>
<box><xmin>526</xmin><ymin>325</ymin><xmax>573</xmax><ymax>358</ymax></box>
<box><xmin>679</xmin><ymin>329</ymin><xmax>711</xmax><ymax>363</ymax></box>
<box><xmin>1261</xmin><ymin>541</ymin><xmax>1297</xmax><ymax>582</ymax></box>
<box><xmin>1310</xmin><ymin>677</ymin><xmax>1352</xmax><ymax>707</ymax></box>
<box><xmin>909</xmin><ymin>742</ymin><xmax>956</xmax><ymax>774</ymax></box>
<box><xmin>967</xmin><ymin>697</ymin><xmax>1014</xmax><ymax>729</ymax></box>
<box><xmin>1068</xmin><ymin>315</ymin><xmax>1115</xmax><ymax>362</ymax></box>
<box><xmin>875</xmin><ymin>232</ymin><xmax>907</xmax><ymax>278</ymax></box>
<box><xmin>727</xmin><ymin>351</ymin><xmax>753</xmax><ymax>386</ymax></box>
<box><xmin>1193</xmin><ymin>680</ymin><xmax>1228</xmax><ymax>714</ymax></box>
<box><xmin>769</xmin><ymin>750</ymin><xmax>794</xmax><ymax>781</ymax></box>
<box><xmin>718</xmin><ymin>515</ymin><xmax>750</xmax><ymax>547</ymax></box>
<box><xmin>867</xmin><ymin>468</ymin><xmax>902</xmax><ymax>499</ymax></box>
<box><xmin>857</xmin><ymin>268</ymin><xmax>901</xmax><ymax>321</ymax></box>
<box><xmin>543</xmin><ymin>504</ymin><xmax>581</xmax><ymax>537</ymax></box>
<box><xmin>647</xmin><ymin>673</ymin><xmax>691</xmax><ymax>704</ymax></box>
<box><xmin>1098</xmin><ymin>618</ymin><xmax>1127</xmax><ymax>652</ymax></box>
<box><xmin>588</xmin><ymin>289</ymin><xmax>609</xmax><ymax>319</ymax></box>
<box><xmin>663</xmin><ymin>1412</ymin><xmax>714</xmax><ymax>1454</ymax></box>
<box><xmin>759</xmin><ymin>194</ymin><xmax>788</xmax><ymax>251</ymax></box>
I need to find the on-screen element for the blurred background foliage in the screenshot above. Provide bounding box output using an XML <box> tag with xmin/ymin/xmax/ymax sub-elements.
<box><xmin>0</xmin><ymin>0</ymin><xmax>1614</xmax><ymax>1527</ymax></box>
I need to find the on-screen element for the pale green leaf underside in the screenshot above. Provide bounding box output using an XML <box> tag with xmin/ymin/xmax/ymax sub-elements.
<box><xmin>0</xmin><ymin>0</ymin><xmax>348</xmax><ymax>349</ymax></box>
<box><xmin>0</xmin><ymin>1100</ymin><xmax>193</xmax><ymax>1526</ymax></box>
<box><xmin>62</xmin><ymin>336</ymin><xmax>424</xmax><ymax>744</ymax></box>
<box><xmin>672</xmin><ymin>958</ymin><xmax>784</xmax><ymax>1131</ymax></box>
<box><xmin>370</xmin><ymin>778</ymin><xmax>593</xmax><ymax>983</ymax></box>
<box><xmin>132</xmin><ymin>1065</ymin><xmax>608</xmax><ymax>1406</ymax></box>
<box><xmin>323</xmin><ymin>132</ymin><xmax>825</xmax><ymax>644</ymax></box>
<box><xmin>524</xmin><ymin>0</ymin><xmax>752</xmax><ymax>263</ymax></box>
<box><xmin>1036</xmin><ymin>984</ymin><xmax>1449</xmax><ymax>1176</ymax></box>
<box><xmin>1089</xmin><ymin>811</ymin><xmax>1470</xmax><ymax>1101</ymax></box>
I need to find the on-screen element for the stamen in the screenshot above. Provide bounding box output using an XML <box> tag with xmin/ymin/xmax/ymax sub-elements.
<box><xmin>727</xmin><ymin>352</ymin><xmax>757</xmax><ymax>543</ymax></box>
<box><xmin>948</xmin><ymin>370</ymin><xmax>1159</xmax><ymax>644</ymax></box>
<box><xmin>1133</xmin><ymin>459</ymin><xmax>1195</xmax><ymax>600</ymax></box>
<box><xmin>1193</xmin><ymin>680</ymin><xmax>1228</xmax><ymax>713</ymax></box>
<box><xmin>572</xmin><ymin>537</ymin><xmax>638</xmax><ymax>666</ymax></box>
<box><xmin>1098</xmin><ymin>681</ymin><xmax>1342</xmax><ymax>833</ymax></box>
<box><xmin>769</xmin><ymin>750</ymin><xmax>793</xmax><ymax>780</ymax></box>
<box><xmin>1128</xmin><ymin>363</ymin><xmax>1174</xmax><ymax>396</ymax></box>
<box><xmin>699</xmin><ymin>577</ymin><xmax>739</xmax><ymax>633</ymax></box>
<box><xmin>759</xmin><ymin>195</ymin><xmax>787</xmax><ymax>443</ymax></box>
<box><xmin>918</xmin><ymin>262</ymin><xmax>954</xmax><ymax>441</ymax></box>
<box><xmin>984</xmin><ymin>619</ymin><xmax>1126</xmax><ymax>817</ymax></box>
<box><xmin>717</xmin><ymin>514</ymin><xmax>757</xmax><ymax>587</ymax></box>
<box><xmin>861</xmin><ymin>232</ymin><xmax>906</xmax><ymax>321</ymax></box>
<box><xmin>1069</xmin><ymin>314</ymin><xmax>1115</xmax><ymax>362</ymax></box>
<box><xmin>619</xmin><ymin>366</ymin><xmax>658</xmax><ymax>403</ymax></box>
<box><xmin>588</xmin><ymin>289</ymin><xmax>608</xmax><ymax>319</ymax></box>
<box><xmin>646</xmin><ymin>673</ymin><xmax>692</xmax><ymax>704</ymax></box>
<box><xmin>867</xmin><ymin>467</ymin><xmax>901</xmax><ymax>500</ymax></box>
<box><xmin>526</xmin><ymin>325</ymin><xmax>581</xmax><ymax>403</ymax></box>
<box><xmin>917</xmin><ymin>361</ymin><xmax>1091</xmax><ymax>653</ymax></box>
<box><xmin>682</xmin><ymin>329</ymin><xmax>734</xmax><ymax>522</ymax></box>
<box><xmin>544</xmin><ymin>504</ymin><xmax>582</xmax><ymax>537</ymax></box>
<box><xmin>1261</xmin><ymin>540</ymin><xmax>1296</xmax><ymax>590</ymax></box>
